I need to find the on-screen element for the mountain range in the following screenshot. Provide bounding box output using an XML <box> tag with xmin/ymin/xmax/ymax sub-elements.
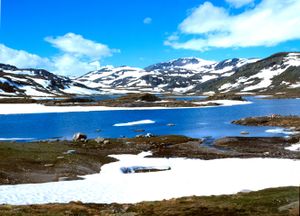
<box><xmin>1</xmin><ymin>52</ymin><xmax>299</xmax><ymax>97</ymax></box>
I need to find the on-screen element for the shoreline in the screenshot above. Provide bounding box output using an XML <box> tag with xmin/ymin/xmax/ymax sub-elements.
<box><xmin>0</xmin><ymin>133</ymin><xmax>299</xmax><ymax>185</ymax></box>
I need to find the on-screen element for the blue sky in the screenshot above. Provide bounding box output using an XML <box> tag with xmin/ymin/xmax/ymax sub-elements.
<box><xmin>0</xmin><ymin>0</ymin><xmax>300</xmax><ymax>75</ymax></box>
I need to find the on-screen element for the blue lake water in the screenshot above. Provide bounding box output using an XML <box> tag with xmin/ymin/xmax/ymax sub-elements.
<box><xmin>0</xmin><ymin>97</ymin><xmax>300</xmax><ymax>141</ymax></box>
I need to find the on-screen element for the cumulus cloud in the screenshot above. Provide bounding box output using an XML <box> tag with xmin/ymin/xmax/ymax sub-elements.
<box><xmin>0</xmin><ymin>44</ymin><xmax>51</xmax><ymax>69</ymax></box>
<box><xmin>51</xmin><ymin>54</ymin><xmax>99</xmax><ymax>77</ymax></box>
<box><xmin>165</xmin><ymin>0</ymin><xmax>300</xmax><ymax>51</ymax></box>
<box><xmin>0</xmin><ymin>33</ymin><xmax>119</xmax><ymax>76</ymax></box>
<box><xmin>225</xmin><ymin>0</ymin><xmax>254</xmax><ymax>8</ymax></box>
<box><xmin>45</xmin><ymin>33</ymin><xmax>119</xmax><ymax>59</ymax></box>
<box><xmin>143</xmin><ymin>17</ymin><xmax>152</xmax><ymax>24</ymax></box>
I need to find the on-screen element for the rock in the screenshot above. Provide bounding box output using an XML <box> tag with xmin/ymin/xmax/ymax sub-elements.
<box><xmin>136</xmin><ymin>133</ymin><xmax>155</xmax><ymax>138</ymax></box>
<box><xmin>206</xmin><ymin>94</ymin><xmax>245</xmax><ymax>101</ymax></box>
<box><xmin>73</xmin><ymin>133</ymin><xmax>87</xmax><ymax>142</ymax></box>
<box><xmin>278</xmin><ymin>201</ymin><xmax>299</xmax><ymax>212</ymax></box>
<box><xmin>134</xmin><ymin>129</ymin><xmax>145</xmax><ymax>132</ymax></box>
<box><xmin>240</xmin><ymin>189</ymin><xmax>252</xmax><ymax>193</ymax></box>
<box><xmin>95</xmin><ymin>137</ymin><xmax>105</xmax><ymax>144</ymax></box>
<box><xmin>270</xmin><ymin>114</ymin><xmax>280</xmax><ymax>118</ymax></box>
<box><xmin>103</xmin><ymin>140</ymin><xmax>110</xmax><ymax>145</ymax></box>
<box><xmin>64</xmin><ymin>150</ymin><xmax>77</xmax><ymax>155</ymax></box>
<box><xmin>57</xmin><ymin>156</ymin><xmax>64</xmax><ymax>159</ymax></box>
<box><xmin>145</xmin><ymin>133</ymin><xmax>155</xmax><ymax>138</ymax></box>
<box><xmin>136</xmin><ymin>134</ymin><xmax>144</xmax><ymax>138</ymax></box>
<box><xmin>138</xmin><ymin>93</ymin><xmax>161</xmax><ymax>102</ymax></box>
<box><xmin>167</xmin><ymin>123</ymin><xmax>176</xmax><ymax>127</ymax></box>
<box><xmin>58</xmin><ymin>177</ymin><xmax>69</xmax><ymax>181</ymax></box>
<box><xmin>44</xmin><ymin>164</ymin><xmax>54</xmax><ymax>167</ymax></box>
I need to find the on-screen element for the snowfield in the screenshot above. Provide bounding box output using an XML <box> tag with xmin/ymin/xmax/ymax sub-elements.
<box><xmin>0</xmin><ymin>100</ymin><xmax>251</xmax><ymax>115</ymax></box>
<box><xmin>0</xmin><ymin>152</ymin><xmax>299</xmax><ymax>205</ymax></box>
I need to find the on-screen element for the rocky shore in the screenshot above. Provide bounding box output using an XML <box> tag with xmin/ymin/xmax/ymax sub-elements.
<box><xmin>40</xmin><ymin>93</ymin><xmax>221</xmax><ymax>107</ymax></box>
<box><xmin>232</xmin><ymin>115</ymin><xmax>300</xmax><ymax>132</ymax></box>
<box><xmin>1</xmin><ymin>129</ymin><xmax>299</xmax><ymax>185</ymax></box>
<box><xmin>0</xmin><ymin>93</ymin><xmax>248</xmax><ymax>108</ymax></box>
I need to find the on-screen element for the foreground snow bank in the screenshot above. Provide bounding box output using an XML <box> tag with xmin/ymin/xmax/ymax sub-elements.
<box><xmin>0</xmin><ymin>152</ymin><xmax>299</xmax><ymax>205</ymax></box>
<box><xmin>0</xmin><ymin>100</ymin><xmax>251</xmax><ymax>115</ymax></box>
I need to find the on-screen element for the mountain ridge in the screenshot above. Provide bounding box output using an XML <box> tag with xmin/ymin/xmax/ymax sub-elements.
<box><xmin>1</xmin><ymin>52</ymin><xmax>300</xmax><ymax>97</ymax></box>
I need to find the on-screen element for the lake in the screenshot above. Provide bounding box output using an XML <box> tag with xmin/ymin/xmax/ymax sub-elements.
<box><xmin>0</xmin><ymin>97</ymin><xmax>300</xmax><ymax>142</ymax></box>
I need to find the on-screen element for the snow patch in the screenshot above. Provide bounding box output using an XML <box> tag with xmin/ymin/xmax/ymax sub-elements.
<box><xmin>285</xmin><ymin>143</ymin><xmax>300</xmax><ymax>152</ymax></box>
<box><xmin>0</xmin><ymin>153</ymin><xmax>299</xmax><ymax>205</ymax></box>
<box><xmin>265</xmin><ymin>128</ymin><xmax>297</xmax><ymax>135</ymax></box>
<box><xmin>0</xmin><ymin>138</ymin><xmax>34</xmax><ymax>141</ymax></box>
<box><xmin>194</xmin><ymin>100</ymin><xmax>252</xmax><ymax>107</ymax></box>
<box><xmin>113</xmin><ymin>120</ymin><xmax>155</xmax><ymax>127</ymax></box>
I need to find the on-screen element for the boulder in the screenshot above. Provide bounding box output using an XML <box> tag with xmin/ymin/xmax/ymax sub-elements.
<box><xmin>136</xmin><ymin>133</ymin><xmax>155</xmax><ymax>138</ymax></box>
<box><xmin>145</xmin><ymin>133</ymin><xmax>155</xmax><ymax>138</ymax></box>
<box><xmin>73</xmin><ymin>133</ymin><xmax>87</xmax><ymax>141</ymax></box>
<box><xmin>58</xmin><ymin>177</ymin><xmax>69</xmax><ymax>181</ymax></box>
<box><xmin>95</xmin><ymin>137</ymin><xmax>105</xmax><ymax>144</ymax></box>
<box><xmin>103</xmin><ymin>140</ymin><xmax>110</xmax><ymax>145</ymax></box>
<box><xmin>64</xmin><ymin>150</ymin><xmax>77</xmax><ymax>155</ymax></box>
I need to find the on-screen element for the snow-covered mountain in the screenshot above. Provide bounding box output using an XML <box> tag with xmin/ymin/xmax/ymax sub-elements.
<box><xmin>1</xmin><ymin>52</ymin><xmax>300</xmax><ymax>97</ymax></box>
<box><xmin>76</xmin><ymin>57</ymin><xmax>259</xmax><ymax>94</ymax></box>
<box><xmin>0</xmin><ymin>64</ymin><xmax>101</xmax><ymax>97</ymax></box>
<box><xmin>203</xmin><ymin>52</ymin><xmax>300</xmax><ymax>93</ymax></box>
<box><xmin>76</xmin><ymin>52</ymin><xmax>300</xmax><ymax>94</ymax></box>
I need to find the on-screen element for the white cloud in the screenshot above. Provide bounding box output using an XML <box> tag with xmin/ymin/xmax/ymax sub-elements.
<box><xmin>179</xmin><ymin>2</ymin><xmax>228</xmax><ymax>34</ymax></box>
<box><xmin>143</xmin><ymin>17</ymin><xmax>152</xmax><ymax>24</ymax></box>
<box><xmin>51</xmin><ymin>54</ymin><xmax>99</xmax><ymax>76</ymax></box>
<box><xmin>45</xmin><ymin>33</ymin><xmax>119</xmax><ymax>59</ymax></box>
<box><xmin>165</xmin><ymin>0</ymin><xmax>300</xmax><ymax>51</ymax></box>
<box><xmin>0</xmin><ymin>44</ymin><xmax>51</xmax><ymax>69</ymax></box>
<box><xmin>0</xmin><ymin>33</ymin><xmax>119</xmax><ymax>76</ymax></box>
<box><xmin>225</xmin><ymin>0</ymin><xmax>254</xmax><ymax>8</ymax></box>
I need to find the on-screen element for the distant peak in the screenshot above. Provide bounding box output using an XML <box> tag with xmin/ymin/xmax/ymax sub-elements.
<box><xmin>168</xmin><ymin>57</ymin><xmax>216</xmax><ymax>65</ymax></box>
